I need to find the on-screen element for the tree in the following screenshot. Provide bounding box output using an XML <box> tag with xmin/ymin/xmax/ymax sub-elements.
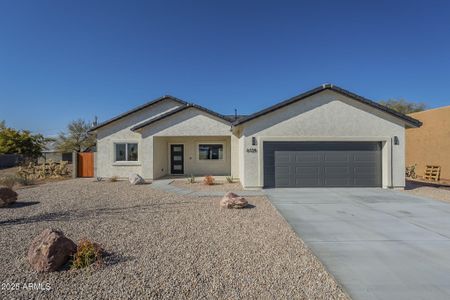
<box><xmin>379</xmin><ymin>99</ymin><xmax>426</xmax><ymax>114</ymax></box>
<box><xmin>0</xmin><ymin>121</ymin><xmax>47</xmax><ymax>159</ymax></box>
<box><xmin>57</xmin><ymin>119</ymin><xmax>96</xmax><ymax>152</ymax></box>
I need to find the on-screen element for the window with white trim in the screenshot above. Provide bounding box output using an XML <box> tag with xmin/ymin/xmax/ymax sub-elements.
<box><xmin>198</xmin><ymin>144</ymin><xmax>223</xmax><ymax>160</ymax></box>
<box><xmin>115</xmin><ymin>143</ymin><xmax>138</xmax><ymax>161</ymax></box>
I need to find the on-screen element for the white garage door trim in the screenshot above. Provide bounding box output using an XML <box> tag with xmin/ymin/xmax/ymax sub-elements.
<box><xmin>257</xmin><ymin>136</ymin><xmax>392</xmax><ymax>189</ymax></box>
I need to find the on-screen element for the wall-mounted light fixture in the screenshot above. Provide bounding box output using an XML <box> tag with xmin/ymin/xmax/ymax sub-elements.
<box><xmin>252</xmin><ymin>137</ymin><xmax>257</xmax><ymax>146</ymax></box>
<box><xmin>393</xmin><ymin>136</ymin><xmax>399</xmax><ymax>145</ymax></box>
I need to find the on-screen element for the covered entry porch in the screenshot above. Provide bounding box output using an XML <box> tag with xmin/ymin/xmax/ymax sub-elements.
<box><xmin>152</xmin><ymin>136</ymin><xmax>238</xmax><ymax>179</ymax></box>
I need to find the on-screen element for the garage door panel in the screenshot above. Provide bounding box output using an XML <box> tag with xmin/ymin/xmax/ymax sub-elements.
<box><xmin>275</xmin><ymin>152</ymin><xmax>290</xmax><ymax>163</ymax></box>
<box><xmin>324</xmin><ymin>177</ymin><xmax>351</xmax><ymax>186</ymax></box>
<box><xmin>353</xmin><ymin>152</ymin><xmax>378</xmax><ymax>162</ymax></box>
<box><xmin>296</xmin><ymin>152</ymin><xmax>320</xmax><ymax>162</ymax></box>
<box><xmin>324</xmin><ymin>166</ymin><xmax>350</xmax><ymax>176</ymax></box>
<box><xmin>324</xmin><ymin>152</ymin><xmax>350</xmax><ymax>162</ymax></box>
<box><xmin>264</xmin><ymin>141</ymin><xmax>381</xmax><ymax>187</ymax></box>
<box><xmin>295</xmin><ymin>166</ymin><xmax>320</xmax><ymax>176</ymax></box>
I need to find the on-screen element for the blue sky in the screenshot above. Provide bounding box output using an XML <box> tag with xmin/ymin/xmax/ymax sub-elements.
<box><xmin>1</xmin><ymin>0</ymin><xmax>449</xmax><ymax>136</ymax></box>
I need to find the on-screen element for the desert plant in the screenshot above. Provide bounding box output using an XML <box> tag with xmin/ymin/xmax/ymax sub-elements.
<box><xmin>0</xmin><ymin>176</ymin><xmax>17</xmax><ymax>189</ymax></box>
<box><xmin>95</xmin><ymin>177</ymin><xmax>103</xmax><ymax>182</ymax></box>
<box><xmin>16</xmin><ymin>160</ymin><xmax>70</xmax><ymax>180</ymax></box>
<box><xmin>186</xmin><ymin>174</ymin><xmax>196</xmax><ymax>184</ymax></box>
<box><xmin>70</xmin><ymin>239</ymin><xmax>104</xmax><ymax>269</ymax></box>
<box><xmin>406</xmin><ymin>164</ymin><xmax>417</xmax><ymax>179</ymax></box>
<box><xmin>109</xmin><ymin>176</ymin><xmax>118</xmax><ymax>182</ymax></box>
<box><xmin>203</xmin><ymin>175</ymin><xmax>215</xmax><ymax>185</ymax></box>
<box><xmin>226</xmin><ymin>176</ymin><xmax>234</xmax><ymax>183</ymax></box>
<box><xmin>15</xmin><ymin>173</ymin><xmax>34</xmax><ymax>186</ymax></box>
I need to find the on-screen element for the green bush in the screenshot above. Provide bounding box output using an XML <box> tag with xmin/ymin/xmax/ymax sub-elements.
<box><xmin>71</xmin><ymin>239</ymin><xmax>103</xmax><ymax>269</ymax></box>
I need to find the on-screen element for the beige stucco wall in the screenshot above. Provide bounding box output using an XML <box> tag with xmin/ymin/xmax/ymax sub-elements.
<box><xmin>96</xmin><ymin>104</ymin><xmax>234</xmax><ymax>179</ymax></box>
<box><xmin>95</xmin><ymin>99</ymin><xmax>182</xmax><ymax>178</ymax></box>
<box><xmin>237</xmin><ymin>90</ymin><xmax>407</xmax><ymax>189</ymax></box>
<box><xmin>406</xmin><ymin>106</ymin><xmax>450</xmax><ymax>180</ymax></box>
<box><xmin>140</xmin><ymin>107</ymin><xmax>232</xmax><ymax>137</ymax></box>
<box><xmin>153</xmin><ymin>136</ymin><xmax>231</xmax><ymax>178</ymax></box>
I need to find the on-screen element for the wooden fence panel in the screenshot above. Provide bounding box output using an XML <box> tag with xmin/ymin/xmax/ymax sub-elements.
<box><xmin>77</xmin><ymin>153</ymin><xmax>94</xmax><ymax>177</ymax></box>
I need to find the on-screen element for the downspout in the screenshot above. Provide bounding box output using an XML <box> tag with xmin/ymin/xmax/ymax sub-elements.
<box><xmin>390</xmin><ymin>137</ymin><xmax>394</xmax><ymax>188</ymax></box>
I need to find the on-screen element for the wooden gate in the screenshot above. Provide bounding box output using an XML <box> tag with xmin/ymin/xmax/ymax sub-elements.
<box><xmin>77</xmin><ymin>152</ymin><xmax>94</xmax><ymax>177</ymax></box>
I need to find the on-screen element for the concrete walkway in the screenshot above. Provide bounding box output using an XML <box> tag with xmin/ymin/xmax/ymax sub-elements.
<box><xmin>266</xmin><ymin>188</ymin><xmax>450</xmax><ymax>300</ymax></box>
<box><xmin>151</xmin><ymin>179</ymin><xmax>265</xmax><ymax>197</ymax></box>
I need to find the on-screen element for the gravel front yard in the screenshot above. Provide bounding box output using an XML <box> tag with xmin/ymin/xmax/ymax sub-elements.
<box><xmin>171</xmin><ymin>179</ymin><xmax>243</xmax><ymax>192</ymax></box>
<box><xmin>0</xmin><ymin>179</ymin><xmax>347</xmax><ymax>299</ymax></box>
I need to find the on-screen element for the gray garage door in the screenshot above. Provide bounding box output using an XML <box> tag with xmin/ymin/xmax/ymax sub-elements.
<box><xmin>263</xmin><ymin>142</ymin><xmax>382</xmax><ymax>188</ymax></box>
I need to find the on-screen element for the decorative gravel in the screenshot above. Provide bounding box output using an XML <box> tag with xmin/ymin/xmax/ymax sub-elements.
<box><xmin>171</xmin><ymin>179</ymin><xmax>244</xmax><ymax>192</ymax></box>
<box><xmin>0</xmin><ymin>179</ymin><xmax>347</xmax><ymax>299</ymax></box>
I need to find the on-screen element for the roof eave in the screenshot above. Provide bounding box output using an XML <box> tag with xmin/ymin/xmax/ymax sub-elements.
<box><xmin>131</xmin><ymin>103</ymin><xmax>231</xmax><ymax>132</ymax></box>
<box><xmin>88</xmin><ymin>95</ymin><xmax>188</xmax><ymax>133</ymax></box>
<box><xmin>233</xmin><ymin>85</ymin><xmax>422</xmax><ymax>128</ymax></box>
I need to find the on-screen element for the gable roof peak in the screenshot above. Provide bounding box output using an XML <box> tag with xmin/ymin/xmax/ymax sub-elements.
<box><xmin>88</xmin><ymin>94</ymin><xmax>188</xmax><ymax>132</ymax></box>
<box><xmin>233</xmin><ymin>84</ymin><xmax>422</xmax><ymax>127</ymax></box>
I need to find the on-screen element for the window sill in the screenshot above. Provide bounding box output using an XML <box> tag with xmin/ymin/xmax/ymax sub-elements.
<box><xmin>112</xmin><ymin>161</ymin><xmax>141</xmax><ymax>166</ymax></box>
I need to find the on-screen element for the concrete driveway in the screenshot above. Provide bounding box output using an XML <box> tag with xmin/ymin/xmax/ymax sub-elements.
<box><xmin>265</xmin><ymin>188</ymin><xmax>450</xmax><ymax>300</ymax></box>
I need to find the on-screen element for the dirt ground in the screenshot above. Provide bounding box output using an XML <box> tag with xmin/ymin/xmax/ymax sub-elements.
<box><xmin>405</xmin><ymin>180</ymin><xmax>450</xmax><ymax>203</ymax></box>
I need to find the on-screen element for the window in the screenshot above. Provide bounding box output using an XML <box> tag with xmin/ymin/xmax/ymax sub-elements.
<box><xmin>115</xmin><ymin>143</ymin><xmax>138</xmax><ymax>161</ymax></box>
<box><xmin>198</xmin><ymin>144</ymin><xmax>223</xmax><ymax>160</ymax></box>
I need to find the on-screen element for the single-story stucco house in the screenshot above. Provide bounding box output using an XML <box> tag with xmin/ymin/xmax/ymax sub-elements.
<box><xmin>89</xmin><ymin>84</ymin><xmax>421</xmax><ymax>189</ymax></box>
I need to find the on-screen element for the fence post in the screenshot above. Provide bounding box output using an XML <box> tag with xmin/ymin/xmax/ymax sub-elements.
<box><xmin>93</xmin><ymin>152</ymin><xmax>97</xmax><ymax>178</ymax></box>
<box><xmin>72</xmin><ymin>151</ymin><xmax>77</xmax><ymax>179</ymax></box>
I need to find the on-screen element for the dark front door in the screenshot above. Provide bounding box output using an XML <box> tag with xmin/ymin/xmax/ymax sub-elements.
<box><xmin>170</xmin><ymin>144</ymin><xmax>184</xmax><ymax>174</ymax></box>
<box><xmin>263</xmin><ymin>141</ymin><xmax>382</xmax><ymax>188</ymax></box>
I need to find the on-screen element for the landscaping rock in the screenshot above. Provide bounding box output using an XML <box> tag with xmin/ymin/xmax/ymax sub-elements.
<box><xmin>129</xmin><ymin>173</ymin><xmax>145</xmax><ymax>185</ymax></box>
<box><xmin>0</xmin><ymin>187</ymin><xmax>18</xmax><ymax>207</ymax></box>
<box><xmin>28</xmin><ymin>229</ymin><xmax>77</xmax><ymax>272</ymax></box>
<box><xmin>220</xmin><ymin>192</ymin><xmax>248</xmax><ymax>209</ymax></box>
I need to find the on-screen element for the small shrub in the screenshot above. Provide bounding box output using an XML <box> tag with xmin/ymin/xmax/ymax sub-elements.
<box><xmin>203</xmin><ymin>175</ymin><xmax>215</xmax><ymax>185</ymax></box>
<box><xmin>96</xmin><ymin>177</ymin><xmax>103</xmax><ymax>182</ymax></box>
<box><xmin>15</xmin><ymin>174</ymin><xmax>34</xmax><ymax>186</ymax></box>
<box><xmin>109</xmin><ymin>176</ymin><xmax>118</xmax><ymax>182</ymax></box>
<box><xmin>186</xmin><ymin>174</ymin><xmax>196</xmax><ymax>184</ymax></box>
<box><xmin>71</xmin><ymin>239</ymin><xmax>104</xmax><ymax>270</ymax></box>
<box><xmin>226</xmin><ymin>176</ymin><xmax>234</xmax><ymax>183</ymax></box>
<box><xmin>0</xmin><ymin>176</ymin><xmax>17</xmax><ymax>189</ymax></box>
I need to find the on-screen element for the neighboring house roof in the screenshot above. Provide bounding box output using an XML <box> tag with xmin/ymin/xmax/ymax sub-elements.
<box><xmin>233</xmin><ymin>84</ymin><xmax>422</xmax><ymax>128</ymax></box>
<box><xmin>131</xmin><ymin>103</ymin><xmax>232</xmax><ymax>131</ymax></box>
<box><xmin>43</xmin><ymin>141</ymin><xmax>59</xmax><ymax>153</ymax></box>
<box><xmin>89</xmin><ymin>95</ymin><xmax>188</xmax><ymax>132</ymax></box>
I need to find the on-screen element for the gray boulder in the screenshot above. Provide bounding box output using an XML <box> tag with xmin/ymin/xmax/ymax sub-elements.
<box><xmin>28</xmin><ymin>229</ymin><xmax>77</xmax><ymax>272</ymax></box>
<box><xmin>129</xmin><ymin>173</ymin><xmax>145</xmax><ymax>185</ymax></box>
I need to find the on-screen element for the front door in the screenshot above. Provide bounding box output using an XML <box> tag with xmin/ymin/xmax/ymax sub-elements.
<box><xmin>170</xmin><ymin>144</ymin><xmax>184</xmax><ymax>174</ymax></box>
